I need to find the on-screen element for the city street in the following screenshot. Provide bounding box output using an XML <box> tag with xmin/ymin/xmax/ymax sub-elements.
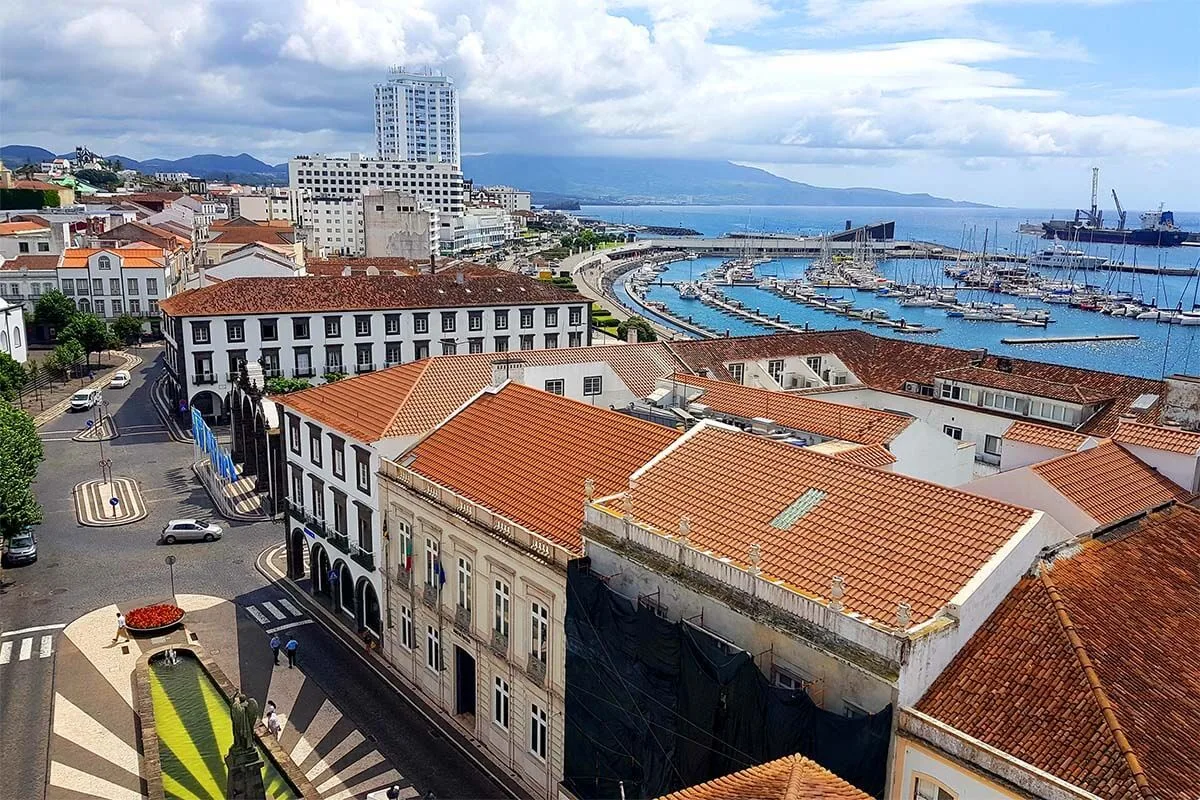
<box><xmin>0</xmin><ymin>351</ymin><xmax>513</xmax><ymax>800</ymax></box>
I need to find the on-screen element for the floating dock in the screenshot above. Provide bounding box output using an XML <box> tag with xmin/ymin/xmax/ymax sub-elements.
<box><xmin>1000</xmin><ymin>334</ymin><xmax>1139</xmax><ymax>344</ymax></box>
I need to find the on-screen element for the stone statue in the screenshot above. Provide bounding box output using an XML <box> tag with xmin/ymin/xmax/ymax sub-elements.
<box><xmin>226</xmin><ymin>691</ymin><xmax>265</xmax><ymax>798</ymax></box>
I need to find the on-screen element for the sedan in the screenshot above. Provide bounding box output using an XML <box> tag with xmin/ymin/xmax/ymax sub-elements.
<box><xmin>2</xmin><ymin>529</ymin><xmax>37</xmax><ymax>567</ymax></box>
<box><xmin>109</xmin><ymin>370</ymin><xmax>131</xmax><ymax>388</ymax></box>
<box><xmin>159</xmin><ymin>519</ymin><xmax>223</xmax><ymax>544</ymax></box>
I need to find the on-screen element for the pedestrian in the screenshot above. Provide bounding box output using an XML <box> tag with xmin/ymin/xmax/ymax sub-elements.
<box><xmin>270</xmin><ymin>633</ymin><xmax>281</xmax><ymax>665</ymax></box>
<box><xmin>386</xmin><ymin>786</ymin><xmax>401</xmax><ymax>800</ymax></box>
<box><xmin>265</xmin><ymin>705</ymin><xmax>281</xmax><ymax>739</ymax></box>
<box><xmin>285</xmin><ymin>635</ymin><xmax>298</xmax><ymax>668</ymax></box>
<box><xmin>328</xmin><ymin>567</ymin><xmax>338</xmax><ymax>595</ymax></box>
<box><xmin>112</xmin><ymin>611</ymin><xmax>130</xmax><ymax>643</ymax></box>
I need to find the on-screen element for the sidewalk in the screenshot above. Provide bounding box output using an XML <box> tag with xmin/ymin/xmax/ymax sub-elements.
<box><xmin>31</xmin><ymin>351</ymin><xmax>143</xmax><ymax>428</ymax></box>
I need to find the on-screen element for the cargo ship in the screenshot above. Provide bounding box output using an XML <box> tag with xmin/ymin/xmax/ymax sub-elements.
<box><xmin>1041</xmin><ymin>168</ymin><xmax>1191</xmax><ymax>247</ymax></box>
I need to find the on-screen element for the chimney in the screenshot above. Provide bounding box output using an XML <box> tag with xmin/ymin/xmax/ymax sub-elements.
<box><xmin>490</xmin><ymin>358</ymin><xmax>525</xmax><ymax>387</ymax></box>
<box><xmin>455</xmin><ymin>269</ymin><xmax>464</xmax><ymax>284</ymax></box>
<box><xmin>626</xmin><ymin>325</ymin><xmax>638</xmax><ymax>344</ymax></box>
<box><xmin>829</xmin><ymin>576</ymin><xmax>845</xmax><ymax>612</ymax></box>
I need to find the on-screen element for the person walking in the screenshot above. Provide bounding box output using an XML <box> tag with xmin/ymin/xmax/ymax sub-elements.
<box><xmin>269</xmin><ymin>633</ymin><xmax>281</xmax><ymax>665</ymax></box>
<box><xmin>285</xmin><ymin>635</ymin><xmax>298</xmax><ymax>668</ymax></box>
<box><xmin>112</xmin><ymin>612</ymin><xmax>130</xmax><ymax>643</ymax></box>
<box><xmin>265</xmin><ymin>706</ymin><xmax>281</xmax><ymax>739</ymax></box>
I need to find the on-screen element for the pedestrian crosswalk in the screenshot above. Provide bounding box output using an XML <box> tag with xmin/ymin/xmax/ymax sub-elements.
<box><xmin>0</xmin><ymin>625</ymin><xmax>63</xmax><ymax>667</ymax></box>
<box><xmin>245</xmin><ymin>597</ymin><xmax>315</xmax><ymax>635</ymax></box>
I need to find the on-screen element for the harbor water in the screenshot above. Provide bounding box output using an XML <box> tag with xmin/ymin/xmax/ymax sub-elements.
<box><xmin>591</xmin><ymin>206</ymin><xmax>1200</xmax><ymax>379</ymax></box>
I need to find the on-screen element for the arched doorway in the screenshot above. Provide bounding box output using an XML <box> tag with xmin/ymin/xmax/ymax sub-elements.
<box><xmin>311</xmin><ymin>544</ymin><xmax>331</xmax><ymax>596</ymax></box>
<box><xmin>356</xmin><ymin>578</ymin><xmax>381</xmax><ymax>637</ymax></box>
<box><xmin>190</xmin><ymin>390</ymin><xmax>224</xmax><ymax>425</ymax></box>
<box><xmin>336</xmin><ymin>561</ymin><xmax>354</xmax><ymax>618</ymax></box>
<box><xmin>289</xmin><ymin>528</ymin><xmax>307</xmax><ymax>580</ymax></box>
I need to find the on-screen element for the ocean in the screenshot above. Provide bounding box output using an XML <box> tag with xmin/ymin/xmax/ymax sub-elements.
<box><xmin>581</xmin><ymin>205</ymin><xmax>1200</xmax><ymax>380</ymax></box>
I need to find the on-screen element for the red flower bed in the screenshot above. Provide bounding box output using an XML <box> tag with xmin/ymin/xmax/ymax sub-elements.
<box><xmin>125</xmin><ymin>603</ymin><xmax>184</xmax><ymax>630</ymax></box>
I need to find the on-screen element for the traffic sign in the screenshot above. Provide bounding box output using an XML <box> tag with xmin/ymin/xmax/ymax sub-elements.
<box><xmin>109</xmin><ymin>497</ymin><xmax>120</xmax><ymax>507</ymax></box>
<box><xmin>85</xmin><ymin>419</ymin><xmax>95</xmax><ymax>428</ymax></box>
<box><xmin>165</xmin><ymin>555</ymin><xmax>176</xmax><ymax>566</ymax></box>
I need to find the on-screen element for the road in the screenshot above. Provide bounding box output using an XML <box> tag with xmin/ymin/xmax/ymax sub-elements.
<box><xmin>0</xmin><ymin>351</ymin><xmax>511</xmax><ymax>800</ymax></box>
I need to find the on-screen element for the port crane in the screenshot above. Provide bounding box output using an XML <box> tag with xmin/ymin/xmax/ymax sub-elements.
<box><xmin>1111</xmin><ymin>188</ymin><xmax>1127</xmax><ymax>230</ymax></box>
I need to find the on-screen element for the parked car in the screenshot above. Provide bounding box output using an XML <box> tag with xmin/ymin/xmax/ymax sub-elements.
<box><xmin>109</xmin><ymin>370</ymin><xmax>131</xmax><ymax>388</ymax></box>
<box><xmin>70</xmin><ymin>388</ymin><xmax>102</xmax><ymax>410</ymax></box>
<box><xmin>159</xmin><ymin>519</ymin><xmax>223</xmax><ymax>544</ymax></box>
<box><xmin>2</xmin><ymin>528</ymin><xmax>38</xmax><ymax>567</ymax></box>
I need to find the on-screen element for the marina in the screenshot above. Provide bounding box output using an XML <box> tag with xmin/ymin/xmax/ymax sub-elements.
<box><xmin>1001</xmin><ymin>334</ymin><xmax>1140</xmax><ymax>345</ymax></box>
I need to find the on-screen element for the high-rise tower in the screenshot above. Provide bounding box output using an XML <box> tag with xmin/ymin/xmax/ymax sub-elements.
<box><xmin>374</xmin><ymin>67</ymin><xmax>460</xmax><ymax>166</ymax></box>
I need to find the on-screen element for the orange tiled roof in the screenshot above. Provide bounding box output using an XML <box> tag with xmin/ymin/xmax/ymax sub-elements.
<box><xmin>14</xmin><ymin>179</ymin><xmax>59</xmax><ymax>191</ymax></box>
<box><xmin>0</xmin><ymin>254</ymin><xmax>59</xmax><ymax>272</ymax></box>
<box><xmin>611</xmin><ymin>424</ymin><xmax>1034</xmax><ymax>625</ymax></box>
<box><xmin>1003</xmin><ymin>421</ymin><xmax>1090</xmax><ymax>451</ymax></box>
<box><xmin>671</xmin><ymin>372</ymin><xmax>911</xmax><ymax>445</ymax></box>
<box><xmin>405</xmin><ymin>382</ymin><xmax>680</xmax><ymax>550</ymax></box>
<box><xmin>0</xmin><ymin>220</ymin><xmax>48</xmax><ymax>235</ymax></box>
<box><xmin>1113</xmin><ymin>421</ymin><xmax>1200</xmax><ymax>455</ymax></box>
<box><xmin>159</xmin><ymin>272</ymin><xmax>586</xmax><ymax>317</ymax></box>
<box><xmin>824</xmin><ymin>443</ymin><xmax>897</xmax><ymax>468</ymax></box>
<box><xmin>207</xmin><ymin>225</ymin><xmax>295</xmax><ymax>246</ymax></box>
<box><xmin>277</xmin><ymin>343</ymin><xmax>686</xmax><ymax>442</ymax></box>
<box><xmin>1030</xmin><ymin>440</ymin><xmax>1188</xmax><ymax>524</ymax></box>
<box><xmin>667</xmin><ymin>331</ymin><xmax>1164</xmax><ymax>435</ymax></box>
<box><xmin>656</xmin><ymin>754</ymin><xmax>870</xmax><ymax>800</ymax></box>
<box><xmin>61</xmin><ymin>247</ymin><xmax>165</xmax><ymax>270</ymax></box>
<box><xmin>915</xmin><ymin>504</ymin><xmax>1200</xmax><ymax>799</ymax></box>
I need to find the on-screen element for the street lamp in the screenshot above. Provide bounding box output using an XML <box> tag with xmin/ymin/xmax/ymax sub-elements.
<box><xmin>165</xmin><ymin>555</ymin><xmax>177</xmax><ymax>602</ymax></box>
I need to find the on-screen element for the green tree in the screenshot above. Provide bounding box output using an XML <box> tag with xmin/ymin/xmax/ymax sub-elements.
<box><xmin>0</xmin><ymin>353</ymin><xmax>27</xmax><ymax>401</ymax></box>
<box><xmin>112</xmin><ymin>314</ymin><xmax>144</xmax><ymax>344</ymax></box>
<box><xmin>60</xmin><ymin>313</ymin><xmax>114</xmax><ymax>366</ymax></box>
<box><xmin>49</xmin><ymin>339</ymin><xmax>84</xmax><ymax>378</ymax></box>
<box><xmin>322</xmin><ymin>371</ymin><xmax>348</xmax><ymax>384</ymax></box>
<box><xmin>0</xmin><ymin>399</ymin><xmax>44</xmax><ymax>538</ymax></box>
<box><xmin>34</xmin><ymin>290</ymin><xmax>77</xmax><ymax>332</ymax></box>
<box><xmin>72</xmin><ymin>168</ymin><xmax>121</xmax><ymax>191</ymax></box>
<box><xmin>617</xmin><ymin>316</ymin><xmax>658</xmax><ymax>343</ymax></box>
<box><xmin>264</xmin><ymin>377</ymin><xmax>312</xmax><ymax>395</ymax></box>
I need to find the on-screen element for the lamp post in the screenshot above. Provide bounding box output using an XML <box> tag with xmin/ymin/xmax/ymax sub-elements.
<box><xmin>165</xmin><ymin>555</ymin><xmax>177</xmax><ymax>602</ymax></box>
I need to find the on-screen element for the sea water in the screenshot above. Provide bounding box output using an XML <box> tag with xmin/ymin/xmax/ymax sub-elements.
<box><xmin>586</xmin><ymin>206</ymin><xmax>1200</xmax><ymax>379</ymax></box>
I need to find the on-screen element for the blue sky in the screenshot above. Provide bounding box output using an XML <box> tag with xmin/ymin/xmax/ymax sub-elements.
<box><xmin>1</xmin><ymin>0</ymin><xmax>1197</xmax><ymax>208</ymax></box>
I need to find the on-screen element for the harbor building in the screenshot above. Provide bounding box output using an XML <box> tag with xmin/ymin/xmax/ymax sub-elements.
<box><xmin>374</xmin><ymin>67</ymin><xmax>460</xmax><ymax>166</ymax></box>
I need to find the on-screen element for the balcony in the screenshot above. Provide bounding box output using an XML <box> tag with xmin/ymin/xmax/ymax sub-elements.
<box><xmin>354</xmin><ymin>362</ymin><xmax>375</xmax><ymax>374</ymax></box>
<box><xmin>263</xmin><ymin>368</ymin><xmax>283</xmax><ymax>379</ymax></box>
<box><xmin>525</xmin><ymin>652</ymin><xmax>547</xmax><ymax>686</ymax></box>
<box><xmin>194</xmin><ymin>372</ymin><xmax>217</xmax><ymax>385</ymax></box>
<box><xmin>454</xmin><ymin>605</ymin><xmax>472</xmax><ymax>637</ymax></box>
<box><xmin>329</xmin><ymin>531</ymin><xmax>351</xmax><ymax>554</ymax></box>
<box><xmin>293</xmin><ymin>366</ymin><xmax>315</xmax><ymax>378</ymax></box>
<box><xmin>489</xmin><ymin>629</ymin><xmax>509</xmax><ymax>658</ymax></box>
<box><xmin>351</xmin><ymin>547</ymin><xmax>376</xmax><ymax>571</ymax></box>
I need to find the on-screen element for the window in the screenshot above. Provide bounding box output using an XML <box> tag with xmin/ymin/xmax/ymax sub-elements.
<box><xmin>310</xmin><ymin>478</ymin><xmax>325</xmax><ymax>520</ymax></box>
<box><xmin>545</xmin><ymin>308</ymin><xmax>558</xmax><ymax>327</ymax></box>
<box><xmin>914</xmin><ymin>777</ymin><xmax>956</xmax><ymax>800</ymax></box>
<box><xmin>77</xmin><ymin>278</ymin><xmax>90</xmax><ymax>295</ymax></box>
<box><xmin>228</xmin><ymin>350</ymin><xmax>247</xmax><ymax>375</ymax></box>
<box><xmin>92</xmin><ymin>278</ymin><xmax>103</xmax><ymax>294</ymax></box>
<box><xmin>568</xmin><ymin>331</ymin><xmax>582</xmax><ymax>348</ymax></box>
<box><xmin>260</xmin><ymin>318</ymin><xmax>278</xmax><ymax>341</ymax></box>
<box><xmin>441</xmin><ymin>311</ymin><xmax>456</xmax><ymax>332</ymax></box>
<box><xmin>109</xmin><ymin>278</ymin><xmax>121</xmax><ymax>295</ymax></box>
<box><xmin>583</xmin><ymin>376</ymin><xmax>602</xmax><ymax>396</ymax></box>
<box><xmin>426</xmin><ymin>626</ymin><xmax>442</xmax><ymax>672</ymax></box>
<box><xmin>519</xmin><ymin>308</ymin><xmax>534</xmax><ymax>329</ymax></box>
<box><xmin>728</xmin><ymin>363</ymin><xmax>745</xmax><ymax>383</ymax></box>
<box><xmin>520</xmin><ymin>334</ymin><xmax>534</xmax><ymax>351</ymax></box>
<box><xmin>95</xmin><ymin>300</ymin><xmax>106</xmax><ymax>316</ymax></box>
<box><xmin>288</xmin><ymin>417</ymin><xmax>301</xmax><ymax>454</ymax></box>
<box><xmin>569</xmin><ymin>306</ymin><xmax>583</xmax><ymax>326</ymax></box>
<box><xmin>529</xmin><ymin>703</ymin><xmax>548</xmax><ymax>761</ymax></box>
<box><xmin>293</xmin><ymin>318</ymin><xmax>310</xmax><ymax>339</ymax></box>
<box><xmin>468</xmin><ymin>337</ymin><xmax>483</xmax><ymax>354</ymax></box>
<box><xmin>385</xmin><ymin>313</ymin><xmax>401</xmax><ymax>335</ymax></box>
<box><xmin>414</xmin><ymin>340</ymin><xmax>429</xmax><ymax>360</ymax></box>
<box><xmin>425</xmin><ymin>538</ymin><xmax>440</xmax><ymax>588</ymax></box>
<box><xmin>493</xmin><ymin>677</ymin><xmax>510</xmax><ymax>730</ymax></box>
<box><xmin>97</xmin><ymin>255</ymin><xmax>111</xmax><ymax>270</ymax></box>
<box><xmin>192</xmin><ymin>322</ymin><xmax>211</xmax><ymax>344</ymax></box>
<box><xmin>332</xmin><ymin>494</ymin><xmax>348</xmax><ymax>537</ymax></box>
<box><xmin>400</xmin><ymin>605</ymin><xmax>413</xmax><ymax>650</ymax></box>
<box><xmin>494</xmin><ymin>310</ymin><xmax>509</xmax><ymax>330</ymax></box>
<box><xmin>457</xmin><ymin>557</ymin><xmax>472</xmax><ymax>613</ymax></box>
<box><xmin>324</xmin><ymin>345</ymin><xmax>343</xmax><ymax>371</ymax></box>
<box><xmin>356</xmin><ymin>343</ymin><xmax>373</xmax><ymax>370</ymax></box>
<box><xmin>354</xmin><ymin>315</ymin><xmax>371</xmax><ymax>336</ymax></box>
<box><xmin>290</xmin><ymin>468</ymin><xmax>304</xmax><ymax>506</ymax></box>
<box><xmin>127</xmin><ymin>278</ymin><xmax>139</xmax><ymax>294</ymax></box>
<box><xmin>843</xmin><ymin>700</ymin><xmax>868</xmax><ymax>719</ymax></box>
<box><xmin>356</xmin><ymin>450</ymin><xmax>371</xmax><ymax>494</ymax></box>
<box><xmin>146</xmin><ymin>278</ymin><xmax>158</xmax><ymax>296</ymax></box>
<box><xmin>544</xmin><ymin>379</ymin><xmax>564</xmax><ymax>396</ymax></box>
<box><xmin>356</xmin><ymin>507</ymin><xmax>372</xmax><ymax>552</ymax></box>
<box><xmin>18</xmin><ymin>242</ymin><xmax>29</xmax><ymax>253</ymax></box>
<box><xmin>413</xmin><ymin>313</ymin><xmax>429</xmax><ymax>334</ymax></box>
<box><xmin>940</xmin><ymin>383</ymin><xmax>964</xmax><ymax>401</ymax></box>
<box><xmin>324</xmin><ymin>316</ymin><xmax>341</xmax><ymax>338</ymax></box>
<box><xmin>330</xmin><ymin>437</ymin><xmax>345</xmax><ymax>478</ymax></box>
<box><xmin>943</xmin><ymin>425</ymin><xmax>963</xmax><ymax>441</ymax></box>
<box><xmin>439</xmin><ymin>340</ymin><xmax>455</xmax><ymax>356</ymax></box>
<box><xmin>494</xmin><ymin>336</ymin><xmax>509</xmax><ymax>352</ymax></box>
<box><xmin>226</xmin><ymin>320</ymin><xmax>245</xmax><ymax>342</ymax></box>
<box><xmin>468</xmin><ymin>310</ymin><xmax>483</xmax><ymax>331</ymax></box>
<box><xmin>530</xmin><ymin>600</ymin><xmax>549</xmax><ymax>665</ymax></box>
<box><xmin>767</xmin><ymin>359</ymin><xmax>784</xmax><ymax>384</ymax></box>
<box><xmin>111</xmin><ymin>300</ymin><xmax>123</xmax><ymax>315</ymax></box>
<box><xmin>309</xmin><ymin>427</ymin><xmax>323</xmax><ymax>466</ymax></box>
<box><xmin>984</xmin><ymin>434</ymin><xmax>1002</xmax><ymax>456</ymax></box>
<box><xmin>544</xmin><ymin>333</ymin><xmax>558</xmax><ymax>349</ymax></box>
<box><xmin>61</xmin><ymin>281</ymin><xmax>74</xmax><ymax>296</ymax></box>
<box><xmin>806</xmin><ymin>355</ymin><xmax>822</xmax><ymax>372</ymax></box>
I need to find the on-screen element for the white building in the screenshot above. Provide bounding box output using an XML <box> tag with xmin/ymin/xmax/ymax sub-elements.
<box><xmin>0</xmin><ymin>219</ymin><xmax>62</xmax><ymax>258</ymax></box>
<box><xmin>0</xmin><ymin>298</ymin><xmax>28</xmax><ymax>364</ymax></box>
<box><xmin>159</xmin><ymin>270</ymin><xmax>590</xmax><ymax>423</ymax></box>
<box><xmin>374</xmin><ymin>67</ymin><xmax>460</xmax><ymax>166</ymax></box>
<box><xmin>154</xmin><ymin>172</ymin><xmax>192</xmax><ymax>183</ymax></box>
<box><xmin>363</xmin><ymin>189</ymin><xmax>439</xmax><ymax>260</ymax></box>
<box><xmin>181</xmin><ymin>243</ymin><xmax>305</xmax><ymax>291</ymax></box>
<box><xmin>0</xmin><ymin>254</ymin><xmax>61</xmax><ymax>312</ymax></box>
<box><xmin>230</xmin><ymin>189</ymin><xmax>293</xmax><ymax>223</ymax></box>
<box><xmin>444</xmin><ymin>207</ymin><xmax>510</xmax><ymax>254</ymax></box>
<box><xmin>479</xmin><ymin>185</ymin><xmax>532</xmax><ymax>213</ymax></box>
<box><xmin>58</xmin><ymin>247</ymin><xmax>169</xmax><ymax>333</ymax></box>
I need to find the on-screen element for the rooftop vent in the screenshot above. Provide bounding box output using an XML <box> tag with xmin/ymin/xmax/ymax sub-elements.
<box><xmin>769</xmin><ymin>488</ymin><xmax>827</xmax><ymax>530</ymax></box>
<box><xmin>1131</xmin><ymin>393</ymin><xmax>1159</xmax><ymax>411</ymax></box>
<box><xmin>996</xmin><ymin>357</ymin><xmax>1013</xmax><ymax>373</ymax></box>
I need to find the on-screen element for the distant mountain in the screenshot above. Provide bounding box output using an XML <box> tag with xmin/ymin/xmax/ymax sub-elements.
<box><xmin>1</xmin><ymin>145</ymin><xmax>287</xmax><ymax>184</ymax></box>
<box><xmin>1</xmin><ymin>145</ymin><xmax>57</xmax><ymax>165</ymax></box>
<box><xmin>462</xmin><ymin>154</ymin><xmax>989</xmax><ymax>207</ymax></box>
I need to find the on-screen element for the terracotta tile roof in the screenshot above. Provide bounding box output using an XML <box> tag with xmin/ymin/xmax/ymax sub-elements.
<box><xmin>822</xmin><ymin>442</ymin><xmax>897</xmax><ymax>468</ymax></box>
<box><xmin>935</xmin><ymin>365</ymin><xmax>1112</xmax><ymax>404</ymax></box>
<box><xmin>61</xmin><ymin>247</ymin><xmax>164</xmax><ymax>270</ymax></box>
<box><xmin>1113</xmin><ymin>421</ymin><xmax>1200</xmax><ymax>455</ymax></box>
<box><xmin>306</xmin><ymin>257</ymin><xmax>427</xmax><ymax>278</ymax></box>
<box><xmin>611</xmin><ymin>424</ymin><xmax>1035</xmax><ymax>625</ymax></box>
<box><xmin>158</xmin><ymin>272</ymin><xmax>588</xmax><ymax>317</ymax></box>
<box><xmin>0</xmin><ymin>220</ymin><xmax>49</xmax><ymax>235</ymax></box>
<box><xmin>1003</xmin><ymin>421</ymin><xmax>1090</xmax><ymax>451</ymax></box>
<box><xmin>14</xmin><ymin>179</ymin><xmax>59</xmax><ymax>191</ymax></box>
<box><xmin>656</xmin><ymin>753</ymin><xmax>870</xmax><ymax>800</ymax></box>
<box><xmin>0</xmin><ymin>254</ymin><xmax>59</xmax><ymax>272</ymax></box>
<box><xmin>206</xmin><ymin>225</ymin><xmax>295</xmax><ymax>246</ymax></box>
<box><xmin>1030</xmin><ymin>441</ymin><xmax>1189</xmax><ymax>524</ymax></box>
<box><xmin>667</xmin><ymin>331</ymin><xmax>1164</xmax><ymax>435</ymax></box>
<box><xmin>277</xmin><ymin>343</ymin><xmax>686</xmax><ymax>442</ymax></box>
<box><xmin>405</xmin><ymin>382</ymin><xmax>680</xmax><ymax>550</ymax></box>
<box><xmin>915</xmin><ymin>503</ymin><xmax>1200</xmax><ymax>799</ymax></box>
<box><xmin>671</xmin><ymin>373</ymin><xmax>912</xmax><ymax>445</ymax></box>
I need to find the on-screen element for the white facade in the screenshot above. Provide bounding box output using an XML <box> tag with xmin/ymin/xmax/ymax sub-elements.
<box><xmin>183</xmin><ymin>245</ymin><xmax>304</xmax><ymax>291</ymax></box>
<box><xmin>0</xmin><ymin>225</ymin><xmax>58</xmax><ymax>258</ymax></box>
<box><xmin>363</xmin><ymin>189</ymin><xmax>439</xmax><ymax>260</ymax></box>
<box><xmin>58</xmin><ymin>250</ymin><xmax>167</xmax><ymax>328</ymax></box>
<box><xmin>444</xmin><ymin>207</ymin><xmax>510</xmax><ymax>254</ymax></box>
<box><xmin>298</xmin><ymin>196</ymin><xmax>364</xmax><ymax>256</ymax></box>
<box><xmin>0</xmin><ymin>262</ymin><xmax>59</xmax><ymax>310</ymax></box>
<box><xmin>0</xmin><ymin>299</ymin><xmax>28</xmax><ymax>364</ymax></box>
<box><xmin>154</xmin><ymin>172</ymin><xmax>192</xmax><ymax>183</ymax></box>
<box><xmin>479</xmin><ymin>186</ymin><xmax>532</xmax><ymax>213</ymax></box>
<box><xmin>374</xmin><ymin>68</ymin><xmax>460</xmax><ymax>166</ymax></box>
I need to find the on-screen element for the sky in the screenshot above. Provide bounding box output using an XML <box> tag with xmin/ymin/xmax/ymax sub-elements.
<box><xmin>1</xmin><ymin>0</ymin><xmax>1198</xmax><ymax>208</ymax></box>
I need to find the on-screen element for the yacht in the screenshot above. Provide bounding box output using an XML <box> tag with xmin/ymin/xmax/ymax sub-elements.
<box><xmin>678</xmin><ymin>282</ymin><xmax>700</xmax><ymax>300</ymax></box>
<box><xmin>898</xmin><ymin>296</ymin><xmax>937</xmax><ymax>308</ymax></box>
<box><xmin>1027</xmin><ymin>244</ymin><xmax>1109</xmax><ymax>271</ymax></box>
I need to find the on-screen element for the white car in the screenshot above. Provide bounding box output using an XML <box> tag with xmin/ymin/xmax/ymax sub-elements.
<box><xmin>160</xmin><ymin>519</ymin><xmax>223</xmax><ymax>544</ymax></box>
<box><xmin>109</xmin><ymin>370</ymin><xmax>131</xmax><ymax>388</ymax></box>
<box><xmin>70</xmin><ymin>388</ymin><xmax>102</xmax><ymax>411</ymax></box>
